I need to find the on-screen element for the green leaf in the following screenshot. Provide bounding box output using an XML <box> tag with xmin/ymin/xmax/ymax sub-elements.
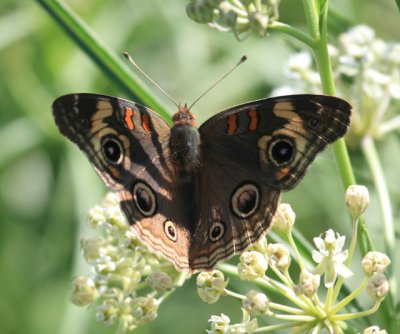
<box><xmin>35</xmin><ymin>0</ymin><xmax>170</xmax><ymax>121</ymax></box>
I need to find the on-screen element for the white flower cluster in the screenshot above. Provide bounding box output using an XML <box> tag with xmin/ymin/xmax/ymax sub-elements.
<box><xmin>272</xmin><ymin>25</ymin><xmax>400</xmax><ymax>144</ymax></box>
<box><xmin>71</xmin><ymin>193</ymin><xmax>188</xmax><ymax>333</ymax></box>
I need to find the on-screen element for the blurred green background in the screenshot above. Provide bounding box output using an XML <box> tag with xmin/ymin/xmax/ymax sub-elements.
<box><xmin>1</xmin><ymin>1</ymin><xmax>399</xmax><ymax>333</ymax></box>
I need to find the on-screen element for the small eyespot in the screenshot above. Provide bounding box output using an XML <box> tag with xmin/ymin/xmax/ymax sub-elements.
<box><xmin>102</xmin><ymin>137</ymin><xmax>124</xmax><ymax>164</ymax></box>
<box><xmin>268</xmin><ymin>137</ymin><xmax>295</xmax><ymax>166</ymax></box>
<box><xmin>231</xmin><ymin>183</ymin><xmax>260</xmax><ymax>218</ymax></box>
<box><xmin>133</xmin><ymin>181</ymin><xmax>156</xmax><ymax>216</ymax></box>
<box><xmin>308</xmin><ymin>117</ymin><xmax>320</xmax><ymax>127</ymax></box>
<box><xmin>164</xmin><ymin>220</ymin><xmax>177</xmax><ymax>241</ymax></box>
<box><xmin>209</xmin><ymin>221</ymin><xmax>226</xmax><ymax>243</ymax></box>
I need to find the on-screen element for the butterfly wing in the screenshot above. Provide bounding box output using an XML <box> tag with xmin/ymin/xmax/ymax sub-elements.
<box><xmin>52</xmin><ymin>94</ymin><xmax>193</xmax><ymax>270</ymax></box>
<box><xmin>188</xmin><ymin>94</ymin><xmax>351</xmax><ymax>270</ymax></box>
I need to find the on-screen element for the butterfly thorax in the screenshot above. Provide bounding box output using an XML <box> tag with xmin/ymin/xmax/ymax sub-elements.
<box><xmin>169</xmin><ymin>105</ymin><xmax>201</xmax><ymax>182</ymax></box>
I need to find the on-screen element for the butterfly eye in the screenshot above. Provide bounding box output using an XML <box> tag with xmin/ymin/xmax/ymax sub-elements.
<box><xmin>133</xmin><ymin>181</ymin><xmax>156</xmax><ymax>217</ymax></box>
<box><xmin>102</xmin><ymin>137</ymin><xmax>124</xmax><ymax>164</ymax></box>
<box><xmin>164</xmin><ymin>220</ymin><xmax>177</xmax><ymax>242</ymax></box>
<box><xmin>231</xmin><ymin>183</ymin><xmax>260</xmax><ymax>218</ymax></box>
<box><xmin>209</xmin><ymin>221</ymin><xmax>226</xmax><ymax>242</ymax></box>
<box><xmin>268</xmin><ymin>137</ymin><xmax>295</xmax><ymax>166</ymax></box>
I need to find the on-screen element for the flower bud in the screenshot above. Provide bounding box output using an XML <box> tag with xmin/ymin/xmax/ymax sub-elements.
<box><xmin>294</xmin><ymin>269</ymin><xmax>320</xmax><ymax>297</ymax></box>
<box><xmin>267</xmin><ymin>243</ymin><xmax>291</xmax><ymax>270</ymax></box>
<box><xmin>250</xmin><ymin>11</ymin><xmax>269</xmax><ymax>37</ymax></box>
<box><xmin>70</xmin><ymin>276</ymin><xmax>99</xmax><ymax>306</ymax></box>
<box><xmin>272</xmin><ymin>203</ymin><xmax>295</xmax><ymax>233</ymax></box>
<box><xmin>367</xmin><ymin>273</ymin><xmax>389</xmax><ymax>301</ymax></box>
<box><xmin>218</xmin><ymin>1</ymin><xmax>238</xmax><ymax>28</ymax></box>
<box><xmin>146</xmin><ymin>271</ymin><xmax>173</xmax><ymax>292</ymax></box>
<box><xmin>363</xmin><ymin>325</ymin><xmax>388</xmax><ymax>334</ymax></box>
<box><xmin>197</xmin><ymin>270</ymin><xmax>228</xmax><ymax>303</ymax></box>
<box><xmin>81</xmin><ymin>236</ymin><xmax>104</xmax><ymax>262</ymax></box>
<box><xmin>345</xmin><ymin>185</ymin><xmax>369</xmax><ymax>219</ymax></box>
<box><xmin>96</xmin><ymin>299</ymin><xmax>119</xmax><ymax>326</ymax></box>
<box><xmin>186</xmin><ymin>1</ymin><xmax>214</xmax><ymax>23</ymax></box>
<box><xmin>130</xmin><ymin>296</ymin><xmax>159</xmax><ymax>325</ymax></box>
<box><xmin>362</xmin><ymin>251</ymin><xmax>391</xmax><ymax>276</ymax></box>
<box><xmin>242</xmin><ymin>290</ymin><xmax>269</xmax><ymax>315</ymax></box>
<box><xmin>87</xmin><ymin>205</ymin><xmax>106</xmax><ymax>228</ymax></box>
<box><xmin>208</xmin><ymin>314</ymin><xmax>230</xmax><ymax>334</ymax></box>
<box><xmin>238</xmin><ymin>251</ymin><xmax>268</xmax><ymax>280</ymax></box>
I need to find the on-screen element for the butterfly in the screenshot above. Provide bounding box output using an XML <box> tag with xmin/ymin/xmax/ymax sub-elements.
<box><xmin>52</xmin><ymin>93</ymin><xmax>351</xmax><ymax>272</ymax></box>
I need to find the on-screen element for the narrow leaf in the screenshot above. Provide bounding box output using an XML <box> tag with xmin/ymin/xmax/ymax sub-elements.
<box><xmin>35</xmin><ymin>0</ymin><xmax>170</xmax><ymax>121</ymax></box>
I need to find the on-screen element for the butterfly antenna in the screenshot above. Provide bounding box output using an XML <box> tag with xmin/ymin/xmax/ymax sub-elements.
<box><xmin>187</xmin><ymin>55</ymin><xmax>248</xmax><ymax>111</ymax></box>
<box><xmin>123</xmin><ymin>52</ymin><xmax>180</xmax><ymax>109</ymax></box>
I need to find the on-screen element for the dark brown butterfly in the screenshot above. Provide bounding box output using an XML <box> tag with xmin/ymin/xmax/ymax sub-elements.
<box><xmin>52</xmin><ymin>93</ymin><xmax>351</xmax><ymax>272</ymax></box>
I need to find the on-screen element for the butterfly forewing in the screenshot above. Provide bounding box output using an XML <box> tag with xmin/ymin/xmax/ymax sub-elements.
<box><xmin>199</xmin><ymin>95</ymin><xmax>351</xmax><ymax>190</ymax></box>
<box><xmin>52</xmin><ymin>94</ymin><xmax>194</xmax><ymax>270</ymax></box>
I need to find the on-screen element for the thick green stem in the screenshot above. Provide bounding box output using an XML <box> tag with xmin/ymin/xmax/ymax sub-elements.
<box><xmin>303</xmin><ymin>0</ymin><xmax>373</xmax><ymax>258</ymax></box>
<box><xmin>302</xmin><ymin>0</ymin><xmax>320</xmax><ymax>40</ymax></box>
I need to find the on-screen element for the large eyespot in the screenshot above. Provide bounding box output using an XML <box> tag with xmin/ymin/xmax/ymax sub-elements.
<box><xmin>132</xmin><ymin>181</ymin><xmax>156</xmax><ymax>216</ymax></box>
<box><xmin>231</xmin><ymin>183</ymin><xmax>260</xmax><ymax>218</ymax></box>
<box><xmin>102</xmin><ymin>136</ymin><xmax>124</xmax><ymax>165</ymax></box>
<box><xmin>209</xmin><ymin>221</ymin><xmax>226</xmax><ymax>243</ymax></box>
<box><xmin>268</xmin><ymin>137</ymin><xmax>295</xmax><ymax>166</ymax></box>
<box><xmin>164</xmin><ymin>220</ymin><xmax>177</xmax><ymax>242</ymax></box>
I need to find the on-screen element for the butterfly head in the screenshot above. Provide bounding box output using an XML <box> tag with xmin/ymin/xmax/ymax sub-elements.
<box><xmin>172</xmin><ymin>104</ymin><xmax>197</xmax><ymax>127</ymax></box>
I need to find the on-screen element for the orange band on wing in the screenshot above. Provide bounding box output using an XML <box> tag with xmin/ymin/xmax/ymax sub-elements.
<box><xmin>141</xmin><ymin>113</ymin><xmax>151</xmax><ymax>133</ymax></box>
<box><xmin>248</xmin><ymin>108</ymin><xmax>258</xmax><ymax>131</ymax></box>
<box><xmin>124</xmin><ymin>107</ymin><xmax>135</xmax><ymax>130</ymax></box>
<box><xmin>227</xmin><ymin>114</ymin><xmax>238</xmax><ymax>135</ymax></box>
<box><xmin>275</xmin><ymin>167</ymin><xmax>290</xmax><ymax>180</ymax></box>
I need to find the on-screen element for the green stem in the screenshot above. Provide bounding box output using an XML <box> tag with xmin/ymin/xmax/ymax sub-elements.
<box><xmin>287</xmin><ymin>231</ymin><xmax>305</xmax><ymax>271</ymax></box>
<box><xmin>218</xmin><ymin>262</ymin><xmax>309</xmax><ymax>310</ymax></box>
<box><xmin>302</xmin><ymin>0</ymin><xmax>320</xmax><ymax>40</ymax></box>
<box><xmin>325</xmin><ymin>285</ymin><xmax>334</xmax><ymax>311</ymax></box>
<box><xmin>225</xmin><ymin>289</ymin><xmax>245</xmax><ymax>300</ymax></box>
<box><xmin>267</xmin><ymin>311</ymin><xmax>315</xmax><ymax>322</ymax></box>
<box><xmin>291</xmin><ymin>322</ymin><xmax>316</xmax><ymax>334</ymax></box>
<box><xmin>255</xmin><ymin>321</ymin><xmax>303</xmax><ymax>332</ymax></box>
<box><xmin>361</xmin><ymin>136</ymin><xmax>395</xmax><ymax>263</ymax></box>
<box><xmin>361</xmin><ymin>135</ymin><xmax>397</xmax><ymax>329</ymax></box>
<box><xmin>270</xmin><ymin>264</ymin><xmax>293</xmax><ymax>288</ymax></box>
<box><xmin>329</xmin><ymin>277</ymin><xmax>368</xmax><ymax>315</ymax></box>
<box><xmin>263</xmin><ymin>276</ymin><xmax>310</xmax><ymax>310</ymax></box>
<box><xmin>269</xmin><ymin>302</ymin><xmax>307</xmax><ymax>315</ymax></box>
<box><xmin>331</xmin><ymin>301</ymin><xmax>381</xmax><ymax>321</ymax></box>
<box><xmin>35</xmin><ymin>0</ymin><xmax>169</xmax><ymax>120</ymax></box>
<box><xmin>269</xmin><ymin>22</ymin><xmax>316</xmax><ymax>48</ymax></box>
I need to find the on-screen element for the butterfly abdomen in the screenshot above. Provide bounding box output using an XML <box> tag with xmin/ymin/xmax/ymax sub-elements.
<box><xmin>169</xmin><ymin>124</ymin><xmax>201</xmax><ymax>182</ymax></box>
